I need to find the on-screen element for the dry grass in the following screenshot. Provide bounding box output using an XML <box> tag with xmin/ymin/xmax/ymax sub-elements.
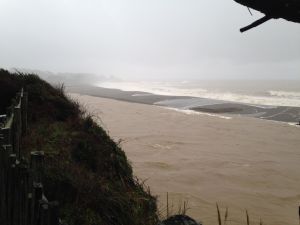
<box><xmin>217</xmin><ymin>203</ymin><xmax>222</xmax><ymax>225</ymax></box>
<box><xmin>246</xmin><ymin>210</ymin><xmax>250</xmax><ymax>225</ymax></box>
<box><xmin>157</xmin><ymin>192</ymin><xmax>190</xmax><ymax>222</ymax></box>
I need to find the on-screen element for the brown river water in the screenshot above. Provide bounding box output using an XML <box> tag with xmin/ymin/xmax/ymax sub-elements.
<box><xmin>71</xmin><ymin>93</ymin><xmax>300</xmax><ymax>225</ymax></box>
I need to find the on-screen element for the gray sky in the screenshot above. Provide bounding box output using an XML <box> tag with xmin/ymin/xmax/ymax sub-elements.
<box><xmin>0</xmin><ymin>0</ymin><xmax>299</xmax><ymax>80</ymax></box>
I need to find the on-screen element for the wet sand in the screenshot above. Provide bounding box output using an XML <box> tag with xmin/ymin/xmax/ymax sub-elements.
<box><xmin>71</xmin><ymin>93</ymin><xmax>300</xmax><ymax>225</ymax></box>
<box><xmin>67</xmin><ymin>85</ymin><xmax>300</xmax><ymax>123</ymax></box>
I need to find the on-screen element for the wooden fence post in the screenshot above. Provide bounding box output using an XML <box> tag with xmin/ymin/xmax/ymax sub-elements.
<box><xmin>0</xmin><ymin>115</ymin><xmax>7</xmax><ymax>126</ymax></box>
<box><xmin>13</xmin><ymin>105</ymin><xmax>21</xmax><ymax>158</ymax></box>
<box><xmin>1</xmin><ymin>126</ymin><xmax>12</xmax><ymax>146</ymax></box>
<box><xmin>38</xmin><ymin>199</ymin><xmax>59</xmax><ymax>225</ymax></box>
<box><xmin>27</xmin><ymin>192</ymin><xmax>33</xmax><ymax>225</ymax></box>
<box><xmin>7</xmin><ymin>154</ymin><xmax>17</xmax><ymax>225</ymax></box>
<box><xmin>0</xmin><ymin>144</ymin><xmax>6</xmax><ymax>225</ymax></box>
<box><xmin>48</xmin><ymin>201</ymin><xmax>59</xmax><ymax>225</ymax></box>
<box><xmin>40</xmin><ymin>201</ymin><xmax>50</xmax><ymax>225</ymax></box>
<box><xmin>31</xmin><ymin>183</ymin><xmax>43</xmax><ymax>225</ymax></box>
<box><xmin>0</xmin><ymin>144</ymin><xmax>12</xmax><ymax>225</ymax></box>
<box><xmin>18</xmin><ymin>162</ymin><xmax>29</xmax><ymax>225</ymax></box>
<box><xmin>21</xmin><ymin>92</ymin><xmax>28</xmax><ymax>135</ymax></box>
<box><xmin>13</xmin><ymin>160</ymin><xmax>21</xmax><ymax>225</ymax></box>
<box><xmin>30</xmin><ymin>152</ymin><xmax>45</xmax><ymax>183</ymax></box>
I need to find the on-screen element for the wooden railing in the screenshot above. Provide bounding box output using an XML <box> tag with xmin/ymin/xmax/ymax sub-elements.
<box><xmin>0</xmin><ymin>89</ymin><xmax>60</xmax><ymax>225</ymax></box>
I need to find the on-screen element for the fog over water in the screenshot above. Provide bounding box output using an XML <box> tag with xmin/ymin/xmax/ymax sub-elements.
<box><xmin>0</xmin><ymin>0</ymin><xmax>299</xmax><ymax>80</ymax></box>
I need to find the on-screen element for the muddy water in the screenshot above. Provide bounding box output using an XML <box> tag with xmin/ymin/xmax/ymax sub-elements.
<box><xmin>71</xmin><ymin>93</ymin><xmax>300</xmax><ymax>225</ymax></box>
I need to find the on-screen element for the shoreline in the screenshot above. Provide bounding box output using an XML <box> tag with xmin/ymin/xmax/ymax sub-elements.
<box><xmin>67</xmin><ymin>85</ymin><xmax>300</xmax><ymax>124</ymax></box>
<box><xmin>70</xmin><ymin>93</ymin><xmax>300</xmax><ymax>225</ymax></box>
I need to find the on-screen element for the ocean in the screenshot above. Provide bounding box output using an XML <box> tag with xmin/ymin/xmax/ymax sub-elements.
<box><xmin>96</xmin><ymin>80</ymin><xmax>300</xmax><ymax>123</ymax></box>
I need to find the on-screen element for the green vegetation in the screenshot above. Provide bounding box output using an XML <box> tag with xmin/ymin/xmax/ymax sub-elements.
<box><xmin>0</xmin><ymin>69</ymin><xmax>158</xmax><ymax>225</ymax></box>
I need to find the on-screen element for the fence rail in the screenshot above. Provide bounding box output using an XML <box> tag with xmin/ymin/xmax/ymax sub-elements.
<box><xmin>0</xmin><ymin>89</ymin><xmax>60</xmax><ymax>225</ymax></box>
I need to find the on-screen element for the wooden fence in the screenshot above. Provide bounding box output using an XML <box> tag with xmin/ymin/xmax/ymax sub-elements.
<box><xmin>0</xmin><ymin>89</ymin><xmax>60</xmax><ymax>225</ymax></box>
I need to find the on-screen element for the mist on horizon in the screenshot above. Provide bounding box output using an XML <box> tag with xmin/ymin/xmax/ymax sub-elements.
<box><xmin>0</xmin><ymin>0</ymin><xmax>299</xmax><ymax>81</ymax></box>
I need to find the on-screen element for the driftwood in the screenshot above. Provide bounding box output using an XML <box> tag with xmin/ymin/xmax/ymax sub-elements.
<box><xmin>234</xmin><ymin>0</ymin><xmax>300</xmax><ymax>32</ymax></box>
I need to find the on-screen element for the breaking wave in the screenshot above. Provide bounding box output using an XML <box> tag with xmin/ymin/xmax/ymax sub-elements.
<box><xmin>163</xmin><ymin>107</ymin><xmax>232</xmax><ymax>120</ymax></box>
<box><xmin>97</xmin><ymin>81</ymin><xmax>300</xmax><ymax>107</ymax></box>
<box><xmin>268</xmin><ymin>90</ymin><xmax>300</xmax><ymax>99</ymax></box>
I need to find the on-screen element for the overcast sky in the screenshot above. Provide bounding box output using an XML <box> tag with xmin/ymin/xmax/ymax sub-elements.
<box><xmin>0</xmin><ymin>0</ymin><xmax>299</xmax><ymax>80</ymax></box>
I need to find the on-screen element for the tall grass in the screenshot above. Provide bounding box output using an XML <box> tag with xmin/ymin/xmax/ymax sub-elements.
<box><xmin>298</xmin><ymin>206</ymin><xmax>300</xmax><ymax>225</ymax></box>
<box><xmin>224</xmin><ymin>207</ymin><xmax>229</xmax><ymax>225</ymax></box>
<box><xmin>158</xmin><ymin>192</ymin><xmax>190</xmax><ymax>221</ymax></box>
<box><xmin>246</xmin><ymin>210</ymin><xmax>250</xmax><ymax>225</ymax></box>
<box><xmin>217</xmin><ymin>203</ymin><xmax>222</xmax><ymax>225</ymax></box>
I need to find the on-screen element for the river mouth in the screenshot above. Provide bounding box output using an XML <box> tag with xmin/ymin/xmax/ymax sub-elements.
<box><xmin>72</xmin><ymin>93</ymin><xmax>300</xmax><ymax>225</ymax></box>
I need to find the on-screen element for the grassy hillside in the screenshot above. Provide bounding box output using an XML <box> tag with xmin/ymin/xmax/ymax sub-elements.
<box><xmin>0</xmin><ymin>69</ymin><xmax>158</xmax><ymax>225</ymax></box>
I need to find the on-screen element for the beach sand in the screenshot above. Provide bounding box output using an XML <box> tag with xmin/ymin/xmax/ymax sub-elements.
<box><xmin>70</xmin><ymin>93</ymin><xmax>300</xmax><ymax>225</ymax></box>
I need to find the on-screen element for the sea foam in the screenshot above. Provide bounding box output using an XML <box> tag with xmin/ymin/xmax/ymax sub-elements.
<box><xmin>97</xmin><ymin>81</ymin><xmax>300</xmax><ymax>108</ymax></box>
<box><xmin>161</xmin><ymin>107</ymin><xmax>233</xmax><ymax>120</ymax></box>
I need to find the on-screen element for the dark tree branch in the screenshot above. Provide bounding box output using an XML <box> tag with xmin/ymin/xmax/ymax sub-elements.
<box><xmin>240</xmin><ymin>15</ymin><xmax>271</xmax><ymax>32</ymax></box>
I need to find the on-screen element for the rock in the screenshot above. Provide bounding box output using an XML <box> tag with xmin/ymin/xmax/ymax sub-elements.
<box><xmin>160</xmin><ymin>215</ymin><xmax>202</xmax><ymax>225</ymax></box>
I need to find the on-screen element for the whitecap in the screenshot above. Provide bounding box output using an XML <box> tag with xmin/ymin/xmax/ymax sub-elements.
<box><xmin>163</xmin><ymin>107</ymin><xmax>232</xmax><ymax>120</ymax></box>
<box><xmin>97</xmin><ymin>81</ymin><xmax>300</xmax><ymax>107</ymax></box>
